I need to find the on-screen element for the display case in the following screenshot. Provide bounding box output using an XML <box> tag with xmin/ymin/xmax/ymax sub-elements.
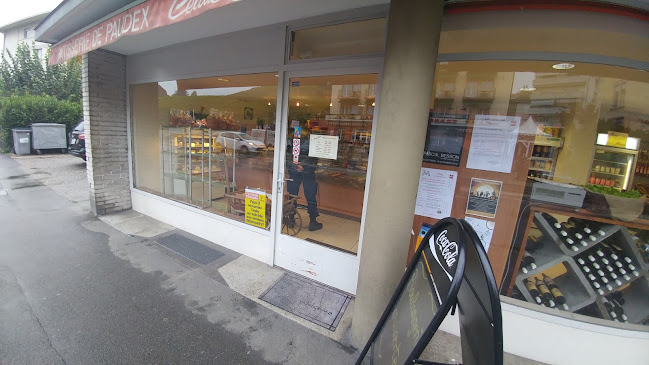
<box><xmin>160</xmin><ymin>126</ymin><xmax>235</xmax><ymax>209</ymax></box>
<box><xmin>508</xmin><ymin>204</ymin><xmax>649</xmax><ymax>325</ymax></box>
<box><xmin>588</xmin><ymin>146</ymin><xmax>638</xmax><ymax>191</ymax></box>
<box><xmin>528</xmin><ymin>136</ymin><xmax>563</xmax><ymax>180</ymax></box>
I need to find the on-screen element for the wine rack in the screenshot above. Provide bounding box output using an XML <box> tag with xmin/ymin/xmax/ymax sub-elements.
<box><xmin>512</xmin><ymin>209</ymin><xmax>649</xmax><ymax>325</ymax></box>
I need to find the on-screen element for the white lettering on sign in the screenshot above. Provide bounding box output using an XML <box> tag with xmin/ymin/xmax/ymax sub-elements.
<box><xmin>436</xmin><ymin>230</ymin><xmax>458</xmax><ymax>269</ymax></box>
<box><xmin>50</xmin><ymin>0</ymin><xmax>240</xmax><ymax>66</ymax></box>
<box><xmin>106</xmin><ymin>5</ymin><xmax>150</xmax><ymax>43</ymax></box>
<box><xmin>169</xmin><ymin>0</ymin><xmax>221</xmax><ymax>20</ymax></box>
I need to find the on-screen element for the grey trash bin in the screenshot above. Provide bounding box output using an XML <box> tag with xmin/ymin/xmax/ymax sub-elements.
<box><xmin>31</xmin><ymin>123</ymin><xmax>67</xmax><ymax>154</ymax></box>
<box><xmin>12</xmin><ymin>128</ymin><xmax>32</xmax><ymax>155</ymax></box>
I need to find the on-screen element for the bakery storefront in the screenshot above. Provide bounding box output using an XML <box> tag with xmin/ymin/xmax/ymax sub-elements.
<box><xmin>38</xmin><ymin>0</ymin><xmax>649</xmax><ymax>363</ymax></box>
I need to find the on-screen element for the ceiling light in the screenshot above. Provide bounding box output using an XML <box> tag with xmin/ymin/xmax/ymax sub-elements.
<box><xmin>552</xmin><ymin>63</ymin><xmax>575</xmax><ymax>70</ymax></box>
<box><xmin>296</xmin><ymin>102</ymin><xmax>300</xmax><ymax>107</ymax></box>
<box><xmin>520</xmin><ymin>85</ymin><xmax>536</xmax><ymax>91</ymax></box>
<box><xmin>372</xmin><ymin>102</ymin><xmax>375</xmax><ymax>106</ymax></box>
<box><xmin>268</xmin><ymin>102</ymin><xmax>271</xmax><ymax>106</ymax></box>
<box><xmin>217</xmin><ymin>78</ymin><xmax>230</xmax><ymax>82</ymax></box>
<box><xmin>329</xmin><ymin>102</ymin><xmax>333</xmax><ymax>107</ymax></box>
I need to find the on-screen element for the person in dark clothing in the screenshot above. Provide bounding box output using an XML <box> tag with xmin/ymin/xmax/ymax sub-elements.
<box><xmin>286</xmin><ymin>138</ymin><xmax>322</xmax><ymax>231</ymax></box>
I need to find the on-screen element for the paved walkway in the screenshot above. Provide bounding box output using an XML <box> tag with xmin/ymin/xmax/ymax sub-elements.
<box><xmin>2</xmin><ymin>153</ymin><xmax>545</xmax><ymax>365</ymax></box>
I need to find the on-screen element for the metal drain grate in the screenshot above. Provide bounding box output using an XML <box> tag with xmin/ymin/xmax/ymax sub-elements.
<box><xmin>156</xmin><ymin>234</ymin><xmax>224</xmax><ymax>265</ymax></box>
<box><xmin>260</xmin><ymin>273</ymin><xmax>352</xmax><ymax>331</ymax></box>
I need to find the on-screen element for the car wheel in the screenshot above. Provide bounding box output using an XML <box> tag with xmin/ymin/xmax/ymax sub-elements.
<box><xmin>240</xmin><ymin>146</ymin><xmax>248</xmax><ymax>154</ymax></box>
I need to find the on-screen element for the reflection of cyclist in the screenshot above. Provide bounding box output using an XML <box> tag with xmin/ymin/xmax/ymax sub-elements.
<box><xmin>286</xmin><ymin>138</ymin><xmax>322</xmax><ymax>231</ymax></box>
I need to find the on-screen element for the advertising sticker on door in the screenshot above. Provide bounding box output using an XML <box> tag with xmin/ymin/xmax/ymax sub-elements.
<box><xmin>245</xmin><ymin>189</ymin><xmax>267</xmax><ymax>229</ymax></box>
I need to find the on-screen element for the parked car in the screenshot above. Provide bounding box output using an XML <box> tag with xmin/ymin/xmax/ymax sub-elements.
<box><xmin>68</xmin><ymin>121</ymin><xmax>86</xmax><ymax>160</ymax></box>
<box><xmin>214</xmin><ymin>131</ymin><xmax>267</xmax><ymax>153</ymax></box>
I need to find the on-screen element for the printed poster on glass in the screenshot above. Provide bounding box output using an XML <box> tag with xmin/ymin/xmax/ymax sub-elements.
<box><xmin>423</xmin><ymin>113</ymin><xmax>468</xmax><ymax>167</ymax></box>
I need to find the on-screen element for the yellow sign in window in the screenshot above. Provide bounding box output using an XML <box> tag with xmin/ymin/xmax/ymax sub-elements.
<box><xmin>245</xmin><ymin>189</ymin><xmax>266</xmax><ymax>229</ymax></box>
<box><xmin>607</xmin><ymin>131</ymin><xmax>628</xmax><ymax>148</ymax></box>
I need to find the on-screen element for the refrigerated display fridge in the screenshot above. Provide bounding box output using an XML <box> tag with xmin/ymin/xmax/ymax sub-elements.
<box><xmin>589</xmin><ymin>146</ymin><xmax>638</xmax><ymax>190</ymax></box>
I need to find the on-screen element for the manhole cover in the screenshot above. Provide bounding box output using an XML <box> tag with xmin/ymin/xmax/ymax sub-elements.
<box><xmin>260</xmin><ymin>273</ymin><xmax>351</xmax><ymax>331</ymax></box>
<box><xmin>156</xmin><ymin>234</ymin><xmax>224</xmax><ymax>265</ymax></box>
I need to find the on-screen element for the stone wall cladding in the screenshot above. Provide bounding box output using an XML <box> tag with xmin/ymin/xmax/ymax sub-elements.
<box><xmin>82</xmin><ymin>50</ymin><xmax>131</xmax><ymax>216</ymax></box>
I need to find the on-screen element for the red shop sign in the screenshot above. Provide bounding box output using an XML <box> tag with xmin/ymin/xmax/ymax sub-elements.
<box><xmin>50</xmin><ymin>0</ymin><xmax>242</xmax><ymax>65</ymax></box>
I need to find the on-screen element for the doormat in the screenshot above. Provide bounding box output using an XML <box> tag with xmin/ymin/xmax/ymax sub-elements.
<box><xmin>259</xmin><ymin>273</ymin><xmax>352</xmax><ymax>331</ymax></box>
<box><xmin>156</xmin><ymin>233</ymin><xmax>224</xmax><ymax>265</ymax></box>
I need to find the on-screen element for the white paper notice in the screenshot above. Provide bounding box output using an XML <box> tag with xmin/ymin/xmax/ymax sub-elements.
<box><xmin>464</xmin><ymin>216</ymin><xmax>495</xmax><ymax>252</ymax></box>
<box><xmin>414</xmin><ymin>168</ymin><xmax>458</xmax><ymax>219</ymax></box>
<box><xmin>308</xmin><ymin>134</ymin><xmax>339</xmax><ymax>160</ymax></box>
<box><xmin>466</xmin><ymin>115</ymin><xmax>521</xmax><ymax>173</ymax></box>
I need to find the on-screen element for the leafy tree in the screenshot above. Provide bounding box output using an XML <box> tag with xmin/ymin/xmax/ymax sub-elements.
<box><xmin>0</xmin><ymin>42</ymin><xmax>81</xmax><ymax>102</ymax></box>
<box><xmin>0</xmin><ymin>43</ymin><xmax>83</xmax><ymax>151</ymax></box>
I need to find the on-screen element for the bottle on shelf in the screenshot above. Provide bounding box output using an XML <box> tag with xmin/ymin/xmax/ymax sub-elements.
<box><xmin>606</xmin><ymin>296</ymin><xmax>628</xmax><ymax>322</ymax></box>
<box><xmin>520</xmin><ymin>251</ymin><xmax>537</xmax><ymax>273</ymax></box>
<box><xmin>543</xmin><ymin>274</ymin><xmax>569</xmax><ymax>310</ymax></box>
<box><xmin>588</xmin><ymin>222</ymin><xmax>608</xmax><ymax>237</ymax></box>
<box><xmin>525</xmin><ymin>236</ymin><xmax>544</xmax><ymax>253</ymax></box>
<box><xmin>535</xmin><ymin>276</ymin><xmax>555</xmax><ymax>307</ymax></box>
<box><xmin>523</xmin><ymin>278</ymin><xmax>542</xmax><ymax>304</ymax></box>
<box><xmin>541</xmin><ymin>213</ymin><xmax>561</xmax><ymax>230</ymax></box>
<box><xmin>602</xmin><ymin>297</ymin><xmax>619</xmax><ymax>321</ymax></box>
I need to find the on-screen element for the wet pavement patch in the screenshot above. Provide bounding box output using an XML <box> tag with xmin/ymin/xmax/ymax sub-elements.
<box><xmin>156</xmin><ymin>233</ymin><xmax>224</xmax><ymax>265</ymax></box>
<box><xmin>260</xmin><ymin>273</ymin><xmax>351</xmax><ymax>331</ymax></box>
<box><xmin>12</xmin><ymin>182</ymin><xmax>44</xmax><ymax>190</ymax></box>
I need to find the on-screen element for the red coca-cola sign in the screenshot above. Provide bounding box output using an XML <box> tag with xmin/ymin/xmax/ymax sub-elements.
<box><xmin>49</xmin><ymin>0</ymin><xmax>241</xmax><ymax>65</ymax></box>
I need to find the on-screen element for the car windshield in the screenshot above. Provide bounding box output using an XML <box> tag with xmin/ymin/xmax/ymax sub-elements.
<box><xmin>74</xmin><ymin>122</ymin><xmax>84</xmax><ymax>131</ymax></box>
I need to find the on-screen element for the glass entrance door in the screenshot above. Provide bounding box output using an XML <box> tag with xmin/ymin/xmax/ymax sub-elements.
<box><xmin>274</xmin><ymin>73</ymin><xmax>378</xmax><ymax>294</ymax></box>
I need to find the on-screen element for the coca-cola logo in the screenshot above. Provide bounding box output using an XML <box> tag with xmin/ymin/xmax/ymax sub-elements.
<box><xmin>432</xmin><ymin>229</ymin><xmax>458</xmax><ymax>280</ymax></box>
<box><xmin>169</xmin><ymin>0</ymin><xmax>234</xmax><ymax>20</ymax></box>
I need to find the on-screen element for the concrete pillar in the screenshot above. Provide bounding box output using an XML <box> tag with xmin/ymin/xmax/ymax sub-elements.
<box><xmin>82</xmin><ymin>49</ymin><xmax>132</xmax><ymax>216</ymax></box>
<box><xmin>351</xmin><ymin>0</ymin><xmax>444</xmax><ymax>346</ymax></box>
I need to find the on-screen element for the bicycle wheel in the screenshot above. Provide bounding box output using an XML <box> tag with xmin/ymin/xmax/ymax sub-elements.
<box><xmin>282</xmin><ymin>210</ymin><xmax>302</xmax><ymax>236</ymax></box>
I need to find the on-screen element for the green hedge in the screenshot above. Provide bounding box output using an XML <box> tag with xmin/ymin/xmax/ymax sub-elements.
<box><xmin>0</xmin><ymin>94</ymin><xmax>82</xmax><ymax>150</ymax></box>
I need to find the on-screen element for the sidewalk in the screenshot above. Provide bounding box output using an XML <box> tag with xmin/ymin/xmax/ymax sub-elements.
<box><xmin>5</xmin><ymin>154</ymin><xmax>544</xmax><ymax>365</ymax></box>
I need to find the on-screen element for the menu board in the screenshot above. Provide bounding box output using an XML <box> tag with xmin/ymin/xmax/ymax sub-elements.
<box><xmin>466</xmin><ymin>115</ymin><xmax>520</xmax><ymax>173</ymax></box>
<box><xmin>366</xmin><ymin>221</ymin><xmax>463</xmax><ymax>365</ymax></box>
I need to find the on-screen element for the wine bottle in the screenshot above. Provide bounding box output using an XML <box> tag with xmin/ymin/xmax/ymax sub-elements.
<box><xmin>522</xmin><ymin>251</ymin><xmax>537</xmax><ymax>269</ymax></box>
<box><xmin>568</xmin><ymin>218</ymin><xmax>593</xmax><ymax>235</ymax></box>
<box><xmin>590</xmin><ymin>222</ymin><xmax>607</xmax><ymax>236</ymax></box>
<box><xmin>541</xmin><ymin>213</ymin><xmax>561</xmax><ymax>230</ymax></box>
<box><xmin>568</xmin><ymin>227</ymin><xmax>584</xmax><ymax>241</ymax></box>
<box><xmin>525</xmin><ymin>236</ymin><xmax>539</xmax><ymax>253</ymax></box>
<box><xmin>543</xmin><ymin>274</ymin><xmax>569</xmax><ymax>309</ymax></box>
<box><xmin>603</xmin><ymin>297</ymin><xmax>618</xmax><ymax>320</ymax></box>
<box><xmin>523</xmin><ymin>278</ymin><xmax>542</xmax><ymax>304</ymax></box>
<box><xmin>600</xmin><ymin>243</ymin><xmax>619</xmax><ymax>260</ymax></box>
<box><xmin>535</xmin><ymin>277</ymin><xmax>554</xmax><ymax>303</ymax></box>
<box><xmin>608</xmin><ymin>297</ymin><xmax>628</xmax><ymax>322</ymax></box>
